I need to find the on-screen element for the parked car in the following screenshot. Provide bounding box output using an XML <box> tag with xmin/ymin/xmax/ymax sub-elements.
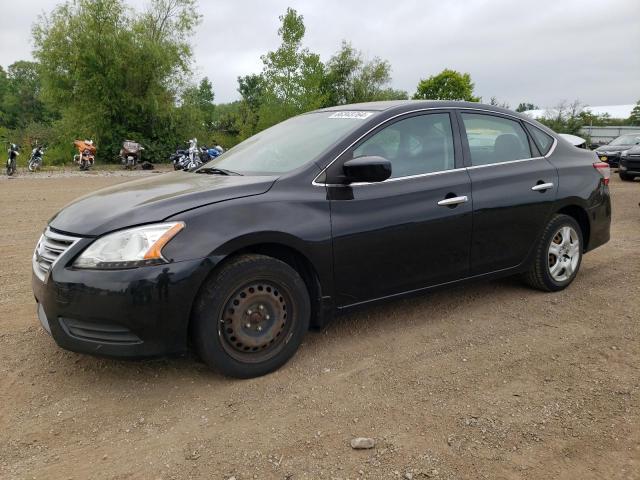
<box><xmin>595</xmin><ymin>133</ymin><xmax>640</xmax><ymax>167</ymax></box>
<box><xmin>32</xmin><ymin>101</ymin><xmax>611</xmax><ymax>378</ymax></box>
<box><xmin>619</xmin><ymin>145</ymin><xmax>640</xmax><ymax>181</ymax></box>
<box><xmin>558</xmin><ymin>133</ymin><xmax>587</xmax><ymax>149</ymax></box>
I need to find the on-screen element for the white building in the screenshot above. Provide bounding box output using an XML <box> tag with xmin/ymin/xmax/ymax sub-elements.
<box><xmin>523</xmin><ymin>104</ymin><xmax>635</xmax><ymax>120</ymax></box>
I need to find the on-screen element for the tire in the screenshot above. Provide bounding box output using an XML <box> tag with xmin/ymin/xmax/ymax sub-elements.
<box><xmin>619</xmin><ymin>172</ymin><xmax>634</xmax><ymax>181</ymax></box>
<box><xmin>6</xmin><ymin>159</ymin><xmax>15</xmax><ymax>176</ymax></box>
<box><xmin>192</xmin><ymin>254</ymin><xmax>310</xmax><ymax>378</ymax></box>
<box><xmin>522</xmin><ymin>214</ymin><xmax>583</xmax><ymax>292</ymax></box>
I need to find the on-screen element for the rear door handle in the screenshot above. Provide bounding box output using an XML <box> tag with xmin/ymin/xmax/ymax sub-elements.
<box><xmin>531</xmin><ymin>182</ymin><xmax>554</xmax><ymax>191</ymax></box>
<box><xmin>438</xmin><ymin>195</ymin><xmax>468</xmax><ymax>206</ymax></box>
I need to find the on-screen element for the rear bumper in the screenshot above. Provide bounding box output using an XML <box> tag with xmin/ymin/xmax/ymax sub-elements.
<box><xmin>585</xmin><ymin>188</ymin><xmax>611</xmax><ymax>252</ymax></box>
<box><xmin>32</xmin><ymin>258</ymin><xmax>214</xmax><ymax>359</ymax></box>
<box><xmin>596</xmin><ymin>154</ymin><xmax>620</xmax><ymax>167</ymax></box>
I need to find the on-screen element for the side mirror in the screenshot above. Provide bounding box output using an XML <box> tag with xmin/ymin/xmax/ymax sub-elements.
<box><xmin>343</xmin><ymin>156</ymin><xmax>392</xmax><ymax>184</ymax></box>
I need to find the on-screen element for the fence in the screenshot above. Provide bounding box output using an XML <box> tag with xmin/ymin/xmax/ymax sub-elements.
<box><xmin>579</xmin><ymin>125</ymin><xmax>640</xmax><ymax>144</ymax></box>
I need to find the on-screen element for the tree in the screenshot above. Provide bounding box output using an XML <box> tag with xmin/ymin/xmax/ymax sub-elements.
<box><xmin>32</xmin><ymin>0</ymin><xmax>202</xmax><ymax>162</ymax></box>
<box><xmin>413</xmin><ymin>69</ymin><xmax>479</xmax><ymax>102</ymax></box>
<box><xmin>489</xmin><ymin>96</ymin><xmax>510</xmax><ymax>109</ymax></box>
<box><xmin>323</xmin><ymin>41</ymin><xmax>407</xmax><ymax>106</ymax></box>
<box><xmin>257</xmin><ymin>8</ymin><xmax>326</xmax><ymax>129</ymax></box>
<box><xmin>630</xmin><ymin>100</ymin><xmax>640</xmax><ymax>126</ymax></box>
<box><xmin>0</xmin><ymin>61</ymin><xmax>49</xmax><ymax>130</ymax></box>
<box><xmin>516</xmin><ymin>102</ymin><xmax>538</xmax><ymax>113</ymax></box>
<box><xmin>537</xmin><ymin>100</ymin><xmax>584</xmax><ymax>135</ymax></box>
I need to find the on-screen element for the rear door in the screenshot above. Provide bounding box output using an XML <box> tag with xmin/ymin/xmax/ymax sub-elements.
<box><xmin>328</xmin><ymin>110</ymin><xmax>472</xmax><ymax>305</ymax></box>
<box><xmin>458</xmin><ymin>111</ymin><xmax>558</xmax><ymax>275</ymax></box>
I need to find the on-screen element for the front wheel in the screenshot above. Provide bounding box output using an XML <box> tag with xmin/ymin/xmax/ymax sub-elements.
<box><xmin>522</xmin><ymin>214</ymin><xmax>583</xmax><ymax>292</ymax></box>
<box><xmin>192</xmin><ymin>254</ymin><xmax>310</xmax><ymax>378</ymax></box>
<box><xmin>6</xmin><ymin>159</ymin><xmax>16</xmax><ymax>176</ymax></box>
<box><xmin>619</xmin><ymin>172</ymin><xmax>634</xmax><ymax>181</ymax></box>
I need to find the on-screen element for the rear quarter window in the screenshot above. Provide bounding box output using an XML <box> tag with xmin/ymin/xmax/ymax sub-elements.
<box><xmin>527</xmin><ymin>125</ymin><xmax>555</xmax><ymax>155</ymax></box>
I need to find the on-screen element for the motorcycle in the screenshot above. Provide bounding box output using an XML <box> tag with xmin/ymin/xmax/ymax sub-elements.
<box><xmin>186</xmin><ymin>138</ymin><xmax>203</xmax><ymax>170</ymax></box>
<box><xmin>200</xmin><ymin>145</ymin><xmax>221</xmax><ymax>162</ymax></box>
<box><xmin>6</xmin><ymin>143</ymin><xmax>19</xmax><ymax>176</ymax></box>
<box><xmin>171</xmin><ymin>139</ymin><xmax>202</xmax><ymax>171</ymax></box>
<box><xmin>28</xmin><ymin>144</ymin><xmax>45</xmax><ymax>172</ymax></box>
<box><xmin>170</xmin><ymin>149</ymin><xmax>189</xmax><ymax>170</ymax></box>
<box><xmin>73</xmin><ymin>139</ymin><xmax>96</xmax><ymax>171</ymax></box>
<box><xmin>120</xmin><ymin>140</ymin><xmax>144</xmax><ymax>169</ymax></box>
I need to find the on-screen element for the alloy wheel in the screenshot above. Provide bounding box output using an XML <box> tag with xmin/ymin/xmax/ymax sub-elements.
<box><xmin>547</xmin><ymin>226</ymin><xmax>580</xmax><ymax>282</ymax></box>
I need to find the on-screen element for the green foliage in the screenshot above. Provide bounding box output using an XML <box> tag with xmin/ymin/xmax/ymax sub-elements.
<box><xmin>31</xmin><ymin>0</ymin><xmax>202</xmax><ymax>162</ymax></box>
<box><xmin>323</xmin><ymin>41</ymin><xmax>407</xmax><ymax>106</ymax></box>
<box><xmin>3</xmin><ymin>3</ymin><xmax>551</xmax><ymax>164</ymax></box>
<box><xmin>413</xmin><ymin>69</ymin><xmax>480</xmax><ymax>102</ymax></box>
<box><xmin>537</xmin><ymin>100</ymin><xmax>584</xmax><ymax>135</ymax></box>
<box><xmin>630</xmin><ymin>100</ymin><xmax>640</xmax><ymax>126</ymax></box>
<box><xmin>489</xmin><ymin>96</ymin><xmax>510</xmax><ymax>109</ymax></box>
<box><xmin>516</xmin><ymin>102</ymin><xmax>538</xmax><ymax>113</ymax></box>
<box><xmin>255</xmin><ymin>8</ymin><xmax>327</xmax><ymax>130</ymax></box>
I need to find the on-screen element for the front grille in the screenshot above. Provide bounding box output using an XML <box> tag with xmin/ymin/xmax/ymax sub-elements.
<box><xmin>33</xmin><ymin>228</ymin><xmax>80</xmax><ymax>280</ymax></box>
<box><xmin>60</xmin><ymin>317</ymin><xmax>142</xmax><ymax>344</ymax></box>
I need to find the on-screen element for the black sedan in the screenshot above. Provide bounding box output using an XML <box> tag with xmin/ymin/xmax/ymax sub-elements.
<box><xmin>32</xmin><ymin>101</ymin><xmax>611</xmax><ymax>378</ymax></box>
<box><xmin>595</xmin><ymin>133</ymin><xmax>640</xmax><ymax>167</ymax></box>
<box><xmin>619</xmin><ymin>145</ymin><xmax>640</xmax><ymax>181</ymax></box>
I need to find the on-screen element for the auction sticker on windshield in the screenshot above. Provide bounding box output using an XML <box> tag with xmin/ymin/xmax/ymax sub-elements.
<box><xmin>328</xmin><ymin>111</ymin><xmax>374</xmax><ymax>119</ymax></box>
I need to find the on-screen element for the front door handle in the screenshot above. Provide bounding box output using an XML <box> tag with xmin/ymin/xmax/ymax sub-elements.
<box><xmin>437</xmin><ymin>195</ymin><xmax>468</xmax><ymax>206</ymax></box>
<box><xmin>531</xmin><ymin>182</ymin><xmax>554</xmax><ymax>191</ymax></box>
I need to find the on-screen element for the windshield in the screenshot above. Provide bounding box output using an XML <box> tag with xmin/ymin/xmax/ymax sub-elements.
<box><xmin>200</xmin><ymin>111</ymin><xmax>377</xmax><ymax>175</ymax></box>
<box><xmin>610</xmin><ymin>134</ymin><xmax>640</xmax><ymax>146</ymax></box>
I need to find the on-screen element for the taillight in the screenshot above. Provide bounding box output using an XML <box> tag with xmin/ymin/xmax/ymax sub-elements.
<box><xmin>593</xmin><ymin>162</ymin><xmax>610</xmax><ymax>185</ymax></box>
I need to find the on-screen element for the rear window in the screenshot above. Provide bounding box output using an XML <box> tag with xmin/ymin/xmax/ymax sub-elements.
<box><xmin>461</xmin><ymin>113</ymin><xmax>532</xmax><ymax>166</ymax></box>
<box><xmin>527</xmin><ymin>125</ymin><xmax>555</xmax><ymax>155</ymax></box>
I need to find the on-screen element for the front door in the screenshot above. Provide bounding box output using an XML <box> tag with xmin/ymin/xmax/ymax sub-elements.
<box><xmin>328</xmin><ymin>111</ymin><xmax>473</xmax><ymax>305</ymax></box>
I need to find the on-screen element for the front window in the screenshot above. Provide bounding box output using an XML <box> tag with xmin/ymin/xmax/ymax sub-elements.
<box><xmin>201</xmin><ymin>111</ymin><xmax>378</xmax><ymax>175</ymax></box>
<box><xmin>610</xmin><ymin>134</ymin><xmax>640</xmax><ymax>146</ymax></box>
<box><xmin>352</xmin><ymin>113</ymin><xmax>455</xmax><ymax>178</ymax></box>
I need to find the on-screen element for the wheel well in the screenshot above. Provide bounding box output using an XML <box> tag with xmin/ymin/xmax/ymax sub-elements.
<box><xmin>189</xmin><ymin>243</ymin><xmax>324</xmax><ymax>336</ymax></box>
<box><xmin>557</xmin><ymin>205</ymin><xmax>590</xmax><ymax>250</ymax></box>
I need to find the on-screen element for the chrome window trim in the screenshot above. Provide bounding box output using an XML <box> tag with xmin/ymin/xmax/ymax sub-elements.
<box><xmin>312</xmin><ymin>106</ymin><xmax>558</xmax><ymax>187</ymax></box>
<box><xmin>465</xmin><ymin>155</ymin><xmax>546</xmax><ymax>170</ymax></box>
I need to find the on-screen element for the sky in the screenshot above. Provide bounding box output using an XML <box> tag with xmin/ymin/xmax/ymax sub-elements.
<box><xmin>1</xmin><ymin>0</ymin><xmax>638</xmax><ymax>109</ymax></box>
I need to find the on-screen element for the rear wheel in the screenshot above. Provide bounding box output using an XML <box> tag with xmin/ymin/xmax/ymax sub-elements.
<box><xmin>522</xmin><ymin>214</ymin><xmax>583</xmax><ymax>292</ymax></box>
<box><xmin>619</xmin><ymin>172</ymin><xmax>634</xmax><ymax>181</ymax></box>
<box><xmin>6</xmin><ymin>158</ymin><xmax>16</xmax><ymax>176</ymax></box>
<box><xmin>193</xmin><ymin>254</ymin><xmax>310</xmax><ymax>378</ymax></box>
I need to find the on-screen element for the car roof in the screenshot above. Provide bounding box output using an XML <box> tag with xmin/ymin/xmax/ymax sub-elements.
<box><xmin>315</xmin><ymin>100</ymin><xmax>520</xmax><ymax>117</ymax></box>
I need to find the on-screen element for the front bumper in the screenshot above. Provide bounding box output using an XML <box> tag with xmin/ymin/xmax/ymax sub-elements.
<box><xmin>620</xmin><ymin>157</ymin><xmax>640</xmax><ymax>175</ymax></box>
<box><xmin>32</xmin><ymin>256</ymin><xmax>214</xmax><ymax>358</ymax></box>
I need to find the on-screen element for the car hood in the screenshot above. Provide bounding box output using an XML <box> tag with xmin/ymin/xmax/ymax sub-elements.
<box><xmin>49</xmin><ymin>172</ymin><xmax>277</xmax><ymax>236</ymax></box>
<box><xmin>596</xmin><ymin>145</ymin><xmax>630</xmax><ymax>153</ymax></box>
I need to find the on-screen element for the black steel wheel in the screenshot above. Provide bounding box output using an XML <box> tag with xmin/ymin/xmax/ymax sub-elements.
<box><xmin>193</xmin><ymin>254</ymin><xmax>310</xmax><ymax>378</ymax></box>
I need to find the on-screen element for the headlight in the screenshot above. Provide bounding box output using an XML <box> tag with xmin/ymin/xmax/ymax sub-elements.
<box><xmin>620</xmin><ymin>150</ymin><xmax>629</xmax><ymax>157</ymax></box>
<box><xmin>73</xmin><ymin>222</ymin><xmax>184</xmax><ymax>269</ymax></box>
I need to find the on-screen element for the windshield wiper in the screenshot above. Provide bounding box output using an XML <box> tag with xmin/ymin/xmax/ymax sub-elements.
<box><xmin>195</xmin><ymin>167</ymin><xmax>242</xmax><ymax>176</ymax></box>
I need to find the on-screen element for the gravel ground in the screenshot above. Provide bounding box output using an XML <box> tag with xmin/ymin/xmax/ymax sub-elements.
<box><xmin>0</xmin><ymin>173</ymin><xmax>638</xmax><ymax>480</ymax></box>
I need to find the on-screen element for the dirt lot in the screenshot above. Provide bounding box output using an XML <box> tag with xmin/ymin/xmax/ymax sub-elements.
<box><xmin>0</xmin><ymin>172</ymin><xmax>638</xmax><ymax>480</ymax></box>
